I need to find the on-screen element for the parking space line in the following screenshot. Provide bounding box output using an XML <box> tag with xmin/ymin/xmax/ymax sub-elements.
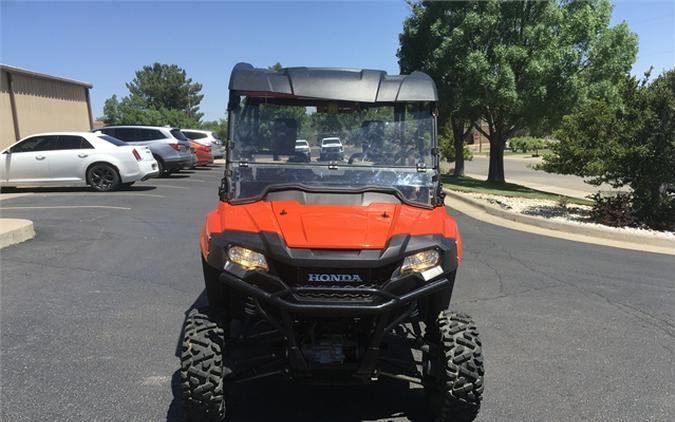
<box><xmin>0</xmin><ymin>193</ymin><xmax>32</xmax><ymax>201</ymax></box>
<box><xmin>155</xmin><ymin>185</ymin><xmax>188</xmax><ymax>189</ymax></box>
<box><xmin>31</xmin><ymin>192</ymin><xmax>165</xmax><ymax>198</ymax></box>
<box><xmin>2</xmin><ymin>205</ymin><xmax>131</xmax><ymax>210</ymax></box>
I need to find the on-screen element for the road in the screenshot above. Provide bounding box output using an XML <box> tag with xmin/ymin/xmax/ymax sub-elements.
<box><xmin>463</xmin><ymin>155</ymin><xmax>613</xmax><ymax>198</ymax></box>
<box><xmin>1</xmin><ymin>165</ymin><xmax>673</xmax><ymax>422</ymax></box>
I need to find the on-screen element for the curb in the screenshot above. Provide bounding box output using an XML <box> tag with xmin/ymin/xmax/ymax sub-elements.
<box><xmin>0</xmin><ymin>218</ymin><xmax>36</xmax><ymax>249</ymax></box>
<box><xmin>443</xmin><ymin>189</ymin><xmax>675</xmax><ymax>250</ymax></box>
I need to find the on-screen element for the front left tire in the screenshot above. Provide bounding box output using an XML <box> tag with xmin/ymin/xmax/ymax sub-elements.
<box><xmin>87</xmin><ymin>163</ymin><xmax>120</xmax><ymax>192</ymax></box>
<box><xmin>181</xmin><ymin>308</ymin><xmax>231</xmax><ymax>422</ymax></box>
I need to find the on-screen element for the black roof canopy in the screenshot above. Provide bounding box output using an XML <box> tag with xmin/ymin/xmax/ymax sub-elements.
<box><xmin>228</xmin><ymin>62</ymin><xmax>438</xmax><ymax>103</ymax></box>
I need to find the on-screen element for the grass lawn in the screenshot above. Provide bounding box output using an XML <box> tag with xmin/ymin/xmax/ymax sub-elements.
<box><xmin>441</xmin><ymin>175</ymin><xmax>592</xmax><ymax>206</ymax></box>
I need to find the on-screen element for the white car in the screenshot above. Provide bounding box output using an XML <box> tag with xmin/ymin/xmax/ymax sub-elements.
<box><xmin>181</xmin><ymin>129</ymin><xmax>225</xmax><ymax>159</ymax></box>
<box><xmin>292</xmin><ymin>139</ymin><xmax>311</xmax><ymax>162</ymax></box>
<box><xmin>0</xmin><ymin>132</ymin><xmax>159</xmax><ymax>191</ymax></box>
<box><xmin>319</xmin><ymin>137</ymin><xmax>344</xmax><ymax>161</ymax></box>
<box><xmin>295</xmin><ymin>139</ymin><xmax>310</xmax><ymax>153</ymax></box>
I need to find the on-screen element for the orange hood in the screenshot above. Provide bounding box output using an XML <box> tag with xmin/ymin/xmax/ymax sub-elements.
<box><xmin>206</xmin><ymin>200</ymin><xmax>460</xmax><ymax>250</ymax></box>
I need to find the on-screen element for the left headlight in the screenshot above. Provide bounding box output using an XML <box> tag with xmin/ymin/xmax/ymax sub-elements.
<box><xmin>400</xmin><ymin>249</ymin><xmax>440</xmax><ymax>274</ymax></box>
<box><xmin>226</xmin><ymin>245</ymin><xmax>269</xmax><ymax>272</ymax></box>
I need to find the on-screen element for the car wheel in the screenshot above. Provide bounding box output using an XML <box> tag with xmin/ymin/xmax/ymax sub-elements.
<box><xmin>423</xmin><ymin>311</ymin><xmax>484</xmax><ymax>422</ymax></box>
<box><xmin>154</xmin><ymin>156</ymin><xmax>168</xmax><ymax>177</ymax></box>
<box><xmin>87</xmin><ymin>163</ymin><xmax>121</xmax><ymax>192</ymax></box>
<box><xmin>181</xmin><ymin>308</ymin><xmax>231</xmax><ymax>422</ymax></box>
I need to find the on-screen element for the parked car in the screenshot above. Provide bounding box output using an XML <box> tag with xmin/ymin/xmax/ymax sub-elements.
<box><xmin>290</xmin><ymin>139</ymin><xmax>311</xmax><ymax>162</ymax></box>
<box><xmin>181</xmin><ymin>129</ymin><xmax>225</xmax><ymax>159</ymax></box>
<box><xmin>187</xmin><ymin>140</ymin><xmax>214</xmax><ymax>166</ymax></box>
<box><xmin>0</xmin><ymin>132</ymin><xmax>158</xmax><ymax>191</ymax></box>
<box><xmin>93</xmin><ymin>125</ymin><xmax>193</xmax><ymax>176</ymax></box>
<box><xmin>319</xmin><ymin>137</ymin><xmax>344</xmax><ymax>161</ymax></box>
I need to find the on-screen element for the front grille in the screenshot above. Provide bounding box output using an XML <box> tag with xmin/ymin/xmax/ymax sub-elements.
<box><xmin>272</xmin><ymin>260</ymin><xmax>399</xmax><ymax>302</ymax></box>
<box><xmin>293</xmin><ymin>283</ymin><xmax>380</xmax><ymax>301</ymax></box>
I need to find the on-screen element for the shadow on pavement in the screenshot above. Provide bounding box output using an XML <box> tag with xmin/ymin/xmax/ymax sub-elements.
<box><xmin>162</xmin><ymin>174</ymin><xmax>191</xmax><ymax>179</ymax></box>
<box><xmin>225</xmin><ymin>378</ymin><xmax>427</xmax><ymax>422</ymax></box>
<box><xmin>166</xmin><ymin>292</ymin><xmax>428</xmax><ymax>422</ymax></box>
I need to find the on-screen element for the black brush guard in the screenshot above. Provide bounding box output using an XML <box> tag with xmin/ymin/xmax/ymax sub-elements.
<box><xmin>219</xmin><ymin>269</ymin><xmax>454</xmax><ymax>383</ymax></box>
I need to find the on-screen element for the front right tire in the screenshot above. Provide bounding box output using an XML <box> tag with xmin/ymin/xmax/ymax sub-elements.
<box><xmin>424</xmin><ymin>311</ymin><xmax>484</xmax><ymax>422</ymax></box>
<box><xmin>181</xmin><ymin>308</ymin><xmax>231</xmax><ymax>422</ymax></box>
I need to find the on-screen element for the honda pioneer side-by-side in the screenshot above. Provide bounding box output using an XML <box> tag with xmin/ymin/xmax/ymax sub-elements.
<box><xmin>182</xmin><ymin>63</ymin><xmax>484</xmax><ymax>421</ymax></box>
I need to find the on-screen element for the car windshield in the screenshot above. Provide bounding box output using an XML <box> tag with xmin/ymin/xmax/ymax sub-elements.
<box><xmin>171</xmin><ymin>129</ymin><xmax>189</xmax><ymax>142</ymax></box>
<box><xmin>228</xmin><ymin>96</ymin><xmax>437</xmax><ymax>207</ymax></box>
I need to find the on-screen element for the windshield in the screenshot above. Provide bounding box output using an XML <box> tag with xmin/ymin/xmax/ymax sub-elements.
<box><xmin>171</xmin><ymin>129</ymin><xmax>189</xmax><ymax>142</ymax></box>
<box><xmin>97</xmin><ymin>134</ymin><xmax>127</xmax><ymax>146</ymax></box>
<box><xmin>228</xmin><ymin>96</ymin><xmax>437</xmax><ymax>206</ymax></box>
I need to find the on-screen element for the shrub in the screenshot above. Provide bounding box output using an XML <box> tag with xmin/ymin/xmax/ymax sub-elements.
<box><xmin>541</xmin><ymin>70</ymin><xmax>675</xmax><ymax>230</ymax></box>
<box><xmin>588</xmin><ymin>193</ymin><xmax>636</xmax><ymax>227</ymax></box>
<box><xmin>439</xmin><ymin>132</ymin><xmax>473</xmax><ymax>163</ymax></box>
<box><xmin>508</xmin><ymin>136</ymin><xmax>550</xmax><ymax>153</ymax></box>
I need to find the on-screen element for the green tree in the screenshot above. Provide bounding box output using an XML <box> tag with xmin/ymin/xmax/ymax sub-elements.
<box><xmin>101</xmin><ymin>93</ymin><xmax>200</xmax><ymax>128</ymax></box>
<box><xmin>201</xmin><ymin>119</ymin><xmax>228</xmax><ymax>141</ymax></box>
<box><xmin>269</xmin><ymin>62</ymin><xmax>284</xmax><ymax>72</ymax></box>
<box><xmin>540</xmin><ymin>70</ymin><xmax>675</xmax><ymax>229</ymax></box>
<box><xmin>398</xmin><ymin>0</ymin><xmax>637</xmax><ymax>182</ymax></box>
<box><xmin>399</xmin><ymin>1</ymin><xmax>479</xmax><ymax>176</ymax></box>
<box><xmin>126</xmin><ymin>63</ymin><xmax>204</xmax><ymax>121</ymax></box>
<box><xmin>101</xmin><ymin>63</ymin><xmax>203</xmax><ymax>127</ymax></box>
<box><xmin>439</xmin><ymin>125</ymin><xmax>473</xmax><ymax>166</ymax></box>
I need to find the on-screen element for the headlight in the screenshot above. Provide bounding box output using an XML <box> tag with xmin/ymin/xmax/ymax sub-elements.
<box><xmin>400</xmin><ymin>249</ymin><xmax>440</xmax><ymax>274</ymax></box>
<box><xmin>227</xmin><ymin>246</ymin><xmax>269</xmax><ymax>272</ymax></box>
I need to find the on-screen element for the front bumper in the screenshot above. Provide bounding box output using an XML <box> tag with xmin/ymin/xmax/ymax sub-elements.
<box><xmin>219</xmin><ymin>270</ymin><xmax>451</xmax><ymax>317</ymax></box>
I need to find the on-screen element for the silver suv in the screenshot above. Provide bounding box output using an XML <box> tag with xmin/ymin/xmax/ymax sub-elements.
<box><xmin>93</xmin><ymin>125</ymin><xmax>193</xmax><ymax>176</ymax></box>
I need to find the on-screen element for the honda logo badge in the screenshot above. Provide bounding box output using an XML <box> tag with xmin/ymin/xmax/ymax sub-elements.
<box><xmin>308</xmin><ymin>273</ymin><xmax>363</xmax><ymax>282</ymax></box>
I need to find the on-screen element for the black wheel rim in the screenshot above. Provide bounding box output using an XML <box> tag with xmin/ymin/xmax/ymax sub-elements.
<box><xmin>90</xmin><ymin>166</ymin><xmax>115</xmax><ymax>190</ymax></box>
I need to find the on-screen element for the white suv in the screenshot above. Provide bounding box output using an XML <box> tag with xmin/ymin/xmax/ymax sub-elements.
<box><xmin>182</xmin><ymin>129</ymin><xmax>225</xmax><ymax>159</ymax></box>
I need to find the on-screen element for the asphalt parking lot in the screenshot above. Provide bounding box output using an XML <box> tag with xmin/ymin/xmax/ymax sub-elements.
<box><xmin>1</xmin><ymin>164</ymin><xmax>674</xmax><ymax>421</ymax></box>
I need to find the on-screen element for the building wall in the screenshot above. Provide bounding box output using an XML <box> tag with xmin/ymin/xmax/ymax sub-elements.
<box><xmin>1</xmin><ymin>67</ymin><xmax>92</xmax><ymax>150</ymax></box>
<box><xmin>0</xmin><ymin>71</ymin><xmax>17</xmax><ymax>147</ymax></box>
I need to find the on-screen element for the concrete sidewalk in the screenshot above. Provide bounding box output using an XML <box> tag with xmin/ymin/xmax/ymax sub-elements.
<box><xmin>0</xmin><ymin>218</ymin><xmax>35</xmax><ymax>249</ymax></box>
<box><xmin>462</xmin><ymin>155</ymin><xmax>615</xmax><ymax>199</ymax></box>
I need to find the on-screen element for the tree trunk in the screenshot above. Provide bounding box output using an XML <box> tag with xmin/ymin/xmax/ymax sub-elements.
<box><xmin>487</xmin><ymin>135</ymin><xmax>506</xmax><ymax>183</ymax></box>
<box><xmin>451</xmin><ymin>118</ymin><xmax>466</xmax><ymax>177</ymax></box>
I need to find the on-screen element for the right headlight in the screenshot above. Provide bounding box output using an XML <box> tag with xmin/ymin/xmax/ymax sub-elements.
<box><xmin>226</xmin><ymin>245</ymin><xmax>269</xmax><ymax>272</ymax></box>
<box><xmin>400</xmin><ymin>249</ymin><xmax>440</xmax><ymax>274</ymax></box>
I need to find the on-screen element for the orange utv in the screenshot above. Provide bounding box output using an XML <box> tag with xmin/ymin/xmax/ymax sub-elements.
<box><xmin>181</xmin><ymin>63</ymin><xmax>484</xmax><ymax>422</ymax></box>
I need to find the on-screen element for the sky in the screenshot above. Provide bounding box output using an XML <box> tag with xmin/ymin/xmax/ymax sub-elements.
<box><xmin>1</xmin><ymin>1</ymin><xmax>673</xmax><ymax>122</ymax></box>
